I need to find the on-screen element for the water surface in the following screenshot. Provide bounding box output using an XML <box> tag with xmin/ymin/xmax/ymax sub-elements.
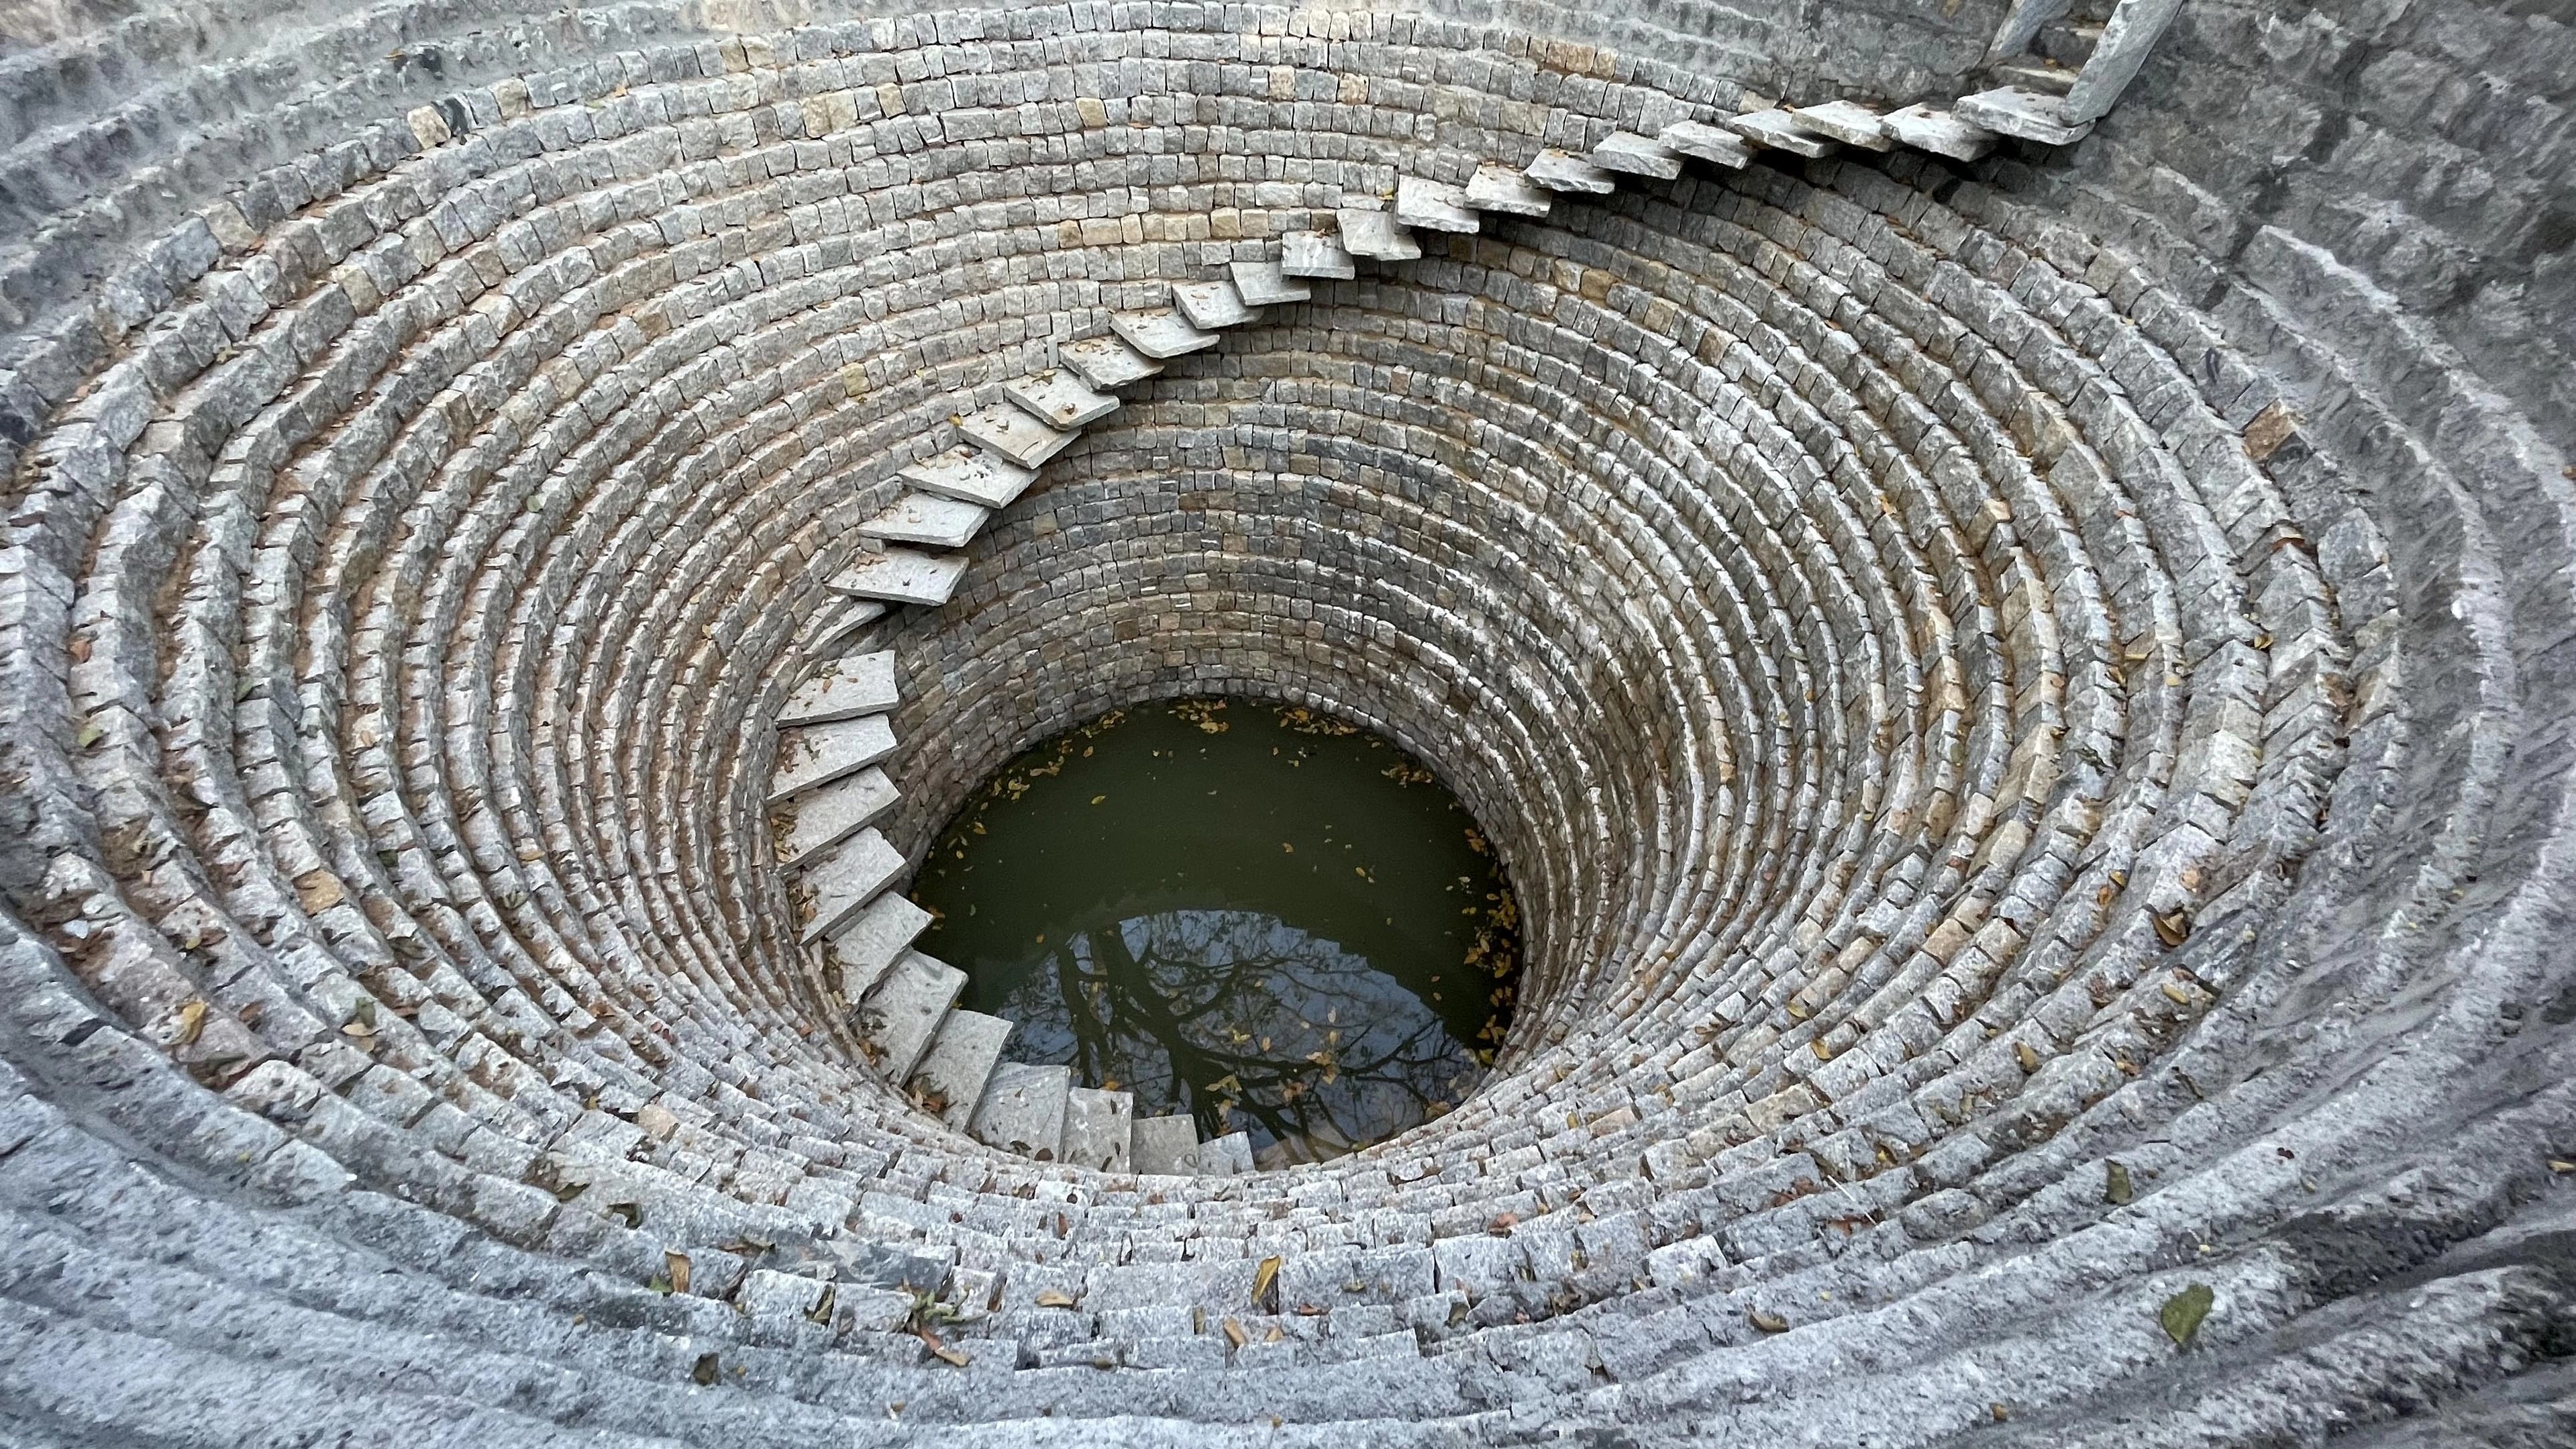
<box><xmin>913</xmin><ymin>699</ymin><xmax>1521</xmax><ymax>1166</ymax></box>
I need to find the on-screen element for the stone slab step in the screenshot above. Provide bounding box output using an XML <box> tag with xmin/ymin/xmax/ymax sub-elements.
<box><xmin>823</xmin><ymin>891</ymin><xmax>933</xmax><ymax>1001</ymax></box>
<box><xmin>770</xmin><ymin>766</ymin><xmax>898</xmax><ymax>864</ymax></box>
<box><xmin>958</xmin><ymin>403</ymin><xmax>1074</xmax><ymax>468</ymax></box>
<box><xmin>1279</xmin><ymin>231</ymin><xmax>1356</xmax><ymax>280</ymax></box>
<box><xmin>1109</xmin><ymin>307</ymin><xmax>1219</xmax><ymax>359</ymax></box>
<box><xmin>857</xmin><ymin>950</ymin><xmax>964</xmax><ymax>1083</ymax></box>
<box><xmin>1525</xmin><ymin>147</ymin><xmax>1616</xmax><ymax>193</ymax></box>
<box><xmin>2063</xmin><ymin>0</ymin><xmax>2184</xmax><ymax>124</ymax></box>
<box><xmin>900</xmin><ymin>446</ymin><xmax>1037</xmax><ymax>510</ymax></box>
<box><xmin>1131</xmin><ymin>1113</ymin><xmax>1200</xmax><ymax>1175</ymax></box>
<box><xmin>1590</xmin><ymin>130</ymin><xmax>1684</xmax><ymax>179</ymax></box>
<box><xmin>1727</xmin><ymin>109</ymin><xmax>1837</xmax><ymax>158</ymax></box>
<box><xmin>906</xmin><ymin>1010</ymin><xmax>1013</xmax><ymax>1129</ymax></box>
<box><xmin>780</xmin><ymin>649</ymin><xmax>898</xmax><ymax>726</ymax></box>
<box><xmin>1988</xmin><ymin>58</ymin><xmax>2077</xmax><ymax>95</ymax></box>
<box><xmin>1954</xmin><ymin>86</ymin><xmax>2092</xmax><ymax>144</ymax></box>
<box><xmin>1880</xmin><ymin>103</ymin><xmax>1999</xmax><ymax>162</ymax></box>
<box><xmin>857</xmin><ymin>491</ymin><xmax>988</xmax><ymax>548</ymax></box>
<box><xmin>768</xmin><ymin>713</ymin><xmax>897</xmax><ymax>802</ymax></box>
<box><xmin>1172</xmin><ymin>279</ymin><xmax>1261</xmax><ymax>330</ymax></box>
<box><xmin>1005</xmin><ymin>370</ymin><xmax>1120</xmax><ymax>429</ymax></box>
<box><xmin>1658</xmin><ymin>119</ymin><xmax>1755</xmax><ymax>168</ymax></box>
<box><xmin>1393</xmin><ymin>176</ymin><xmax>1478</xmax><ymax>232</ymax></box>
<box><xmin>970</xmin><ymin>1062</ymin><xmax>1071</xmax><ymax>1160</ymax></box>
<box><xmin>1463</xmin><ymin>164</ymin><xmax>1550</xmax><ymax>216</ymax></box>
<box><xmin>827</xmin><ymin>546</ymin><xmax>968</xmax><ymax>607</ymax></box>
<box><xmin>1062</xmin><ymin>1087</ymin><xmax>1134</xmax><ymax>1172</ymax></box>
<box><xmin>807</xmin><ymin>599</ymin><xmax>887</xmax><ymax>659</ymax></box>
<box><xmin>1228</xmin><ymin>259</ymin><xmax>1311</xmax><ymax>306</ymax></box>
<box><xmin>1790</xmin><ymin>99</ymin><xmax>1897</xmax><ymax>151</ymax></box>
<box><xmin>1335</xmin><ymin>207</ymin><xmax>1421</xmax><ymax>262</ymax></box>
<box><xmin>1194</xmin><ymin>1130</ymin><xmax>1253</xmax><ymax>1176</ymax></box>
<box><xmin>1058</xmin><ymin>334</ymin><xmax>1163</xmax><ymax>389</ymax></box>
<box><xmin>794</xmin><ymin>828</ymin><xmax>906</xmax><ymax>942</ymax></box>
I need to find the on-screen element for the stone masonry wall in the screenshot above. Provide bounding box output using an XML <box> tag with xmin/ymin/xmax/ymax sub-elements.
<box><xmin>0</xmin><ymin>3</ymin><xmax>2569</xmax><ymax>1446</ymax></box>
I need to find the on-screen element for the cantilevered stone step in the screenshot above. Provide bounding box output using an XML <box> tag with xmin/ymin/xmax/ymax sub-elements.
<box><xmin>1392</xmin><ymin>176</ymin><xmax>1478</xmax><ymax>232</ymax></box>
<box><xmin>1590</xmin><ymin>130</ymin><xmax>1684</xmax><ymax>179</ymax></box>
<box><xmin>770</xmin><ymin>766</ymin><xmax>898</xmax><ymax>864</ymax></box>
<box><xmin>1131</xmin><ymin>1114</ymin><xmax>1200</xmax><ymax>1175</ymax></box>
<box><xmin>1790</xmin><ymin>99</ymin><xmax>1897</xmax><ymax>151</ymax></box>
<box><xmin>906</xmin><ymin>1010</ymin><xmax>1013</xmax><ymax>1129</ymax></box>
<box><xmin>1727</xmin><ymin>108</ymin><xmax>1837</xmax><ymax>158</ymax></box>
<box><xmin>1334</xmin><ymin>207</ymin><xmax>1421</xmax><ymax>262</ymax></box>
<box><xmin>1062</xmin><ymin>1087</ymin><xmax>1133</xmax><ymax>1172</ymax></box>
<box><xmin>1880</xmin><ymin>103</ymin><xmax>1999</xmax><ymax>161</ymax></box>
<box><xmin>1525</xmin><ymin>148</ymin><xmax>1616</xmax><ymax>193</ymax></box>
<box><xmin>1988</xmin><ymin>58</ymin><xmax>2077</xmax><ymax>95</ymax></box>
<box><xmin>857</xmin><ymin>950</ymin><xmax>965</xmax><ymax>1083</ymax></box>
<box><xmin>1005</xmin><ymin>370</ymin><xmax>1118</xmax><ymax>429</ymax></box>
<box><xmin>1228</xmin><ymin>259</ymin><xmax>1310</xmax><ymax>306</ymax></box>
<box><xmin>1058</xmin><ymin>334</ymin><xmax>1162</xmax><ymax>390</ymax></box>
<box><xmin>823</xmin><ymin>891</ymin><xmax>932</xmax><ymax>1001</ymax></box>
<box><xmin>1171</xmin><ymin>279</ymin><xmax>1260</xmax><ymax>331</ymax></box>
<box><xmin>958</xmin><ymin>403</ymin><xmax>1074</xmax><ymax>468</ymax></box>
<box><xmin>1278</xmin><ymin>231</ymin><xmax>1355</xmax><ymax>280</ymax></box>
<box><xmin>1659</xmin><ymin>119</ymin><xmax>1755</xmax><ymax>168</ymax></box>
<box><xmin>827</xmin><ymin>546</ymin><xmax>968</xmax><ymax>607</ymax></box>
<box><xmin>1955</xmin><ymin>86</ymin><xmax>2093</xmax><ymax>144</ymax></box>
<box><xmin>858</xmin><ymin>491</ymin><xmax>988</xmax><ymax>549</ymax></box>
<box><xmin>901</xmin><ymin>446</ymin><xmax>1037</xmax><ymax>510</ymax></box>
<box><xmin>1194</xmin><ymin>1130</ymin><xmax>1253</xmax><ymax>1176</ymax></box>
<box><xmin>1463</xmin><ymin>164</ymin><xmax>1550</xmax><ymax>216</ymax></box>
<box><xmin>1109</xmin><ymin>308</ymin><xmax>1219</xmax><ymax>359</ymax></box>
<box><xmin>807</xmin><ymin>599</ymin><xmax>887</xmax><ymax>660</ymax></box>
<box><xmin>970</xmin><ymin>1062</ymin><xmax>1070</xmax><ymax>1160</ymax></box>
<box><xmin>769</xmin><ymin>714</ymin><xmax>898</xmax><ymax>802</ymax></box>
<box><xmin>780</xmin><ymin>649</ymin><xmax>897</xmax><ymax>726</ymax></box>
<box><xmin>795</xmin><ymin>828</ymin><xmax>906</xmax><ymax>942</ymax></box>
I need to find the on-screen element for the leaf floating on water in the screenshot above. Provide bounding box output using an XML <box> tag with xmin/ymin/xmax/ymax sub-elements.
<box><xmin>1747</xmin><ymin>1307</ymin><xmax>1790</xmax><ymax>1334</ymax></box>
<box><xmin>2104</xmin><ymin>1160</ymin><xmax>2134</xmax><ymax>1205</ymax></box>
<box><xmin>690</xmin><ymin>1352</ymin><xmax>720</xmax><ymax>1386</ymax></box>
<box><xmin>2160</xmin><ymin>1282</ymin><xmax>2214</xmax><ymax>1348</ymax></box>
<box><xmin>1251</xmin><ymin>1255</ymin><xmax>1281</xmax><ymax>1305</ymax></box>
<box><xmin>1035</xmin><ymin>1289</ymin><xmax>1078</xmax><ymax>1309</ymax></box>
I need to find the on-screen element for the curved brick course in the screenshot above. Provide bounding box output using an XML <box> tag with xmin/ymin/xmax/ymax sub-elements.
<box><xmin>0</xmin><ymin>2</ymin><xmax>2570</xmax><ymax>1445</ymax></box>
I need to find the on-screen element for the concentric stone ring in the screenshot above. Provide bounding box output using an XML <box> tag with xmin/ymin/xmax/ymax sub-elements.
<box><xmin>0</xmin><ymin>2</ymin><xmax>2569</xmax><ymax>1444</ymax></box>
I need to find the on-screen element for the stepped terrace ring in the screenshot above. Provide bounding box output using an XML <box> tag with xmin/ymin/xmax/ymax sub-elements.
<box><xmin>0</xmin><ymin>1</ymin><xmax>2569</xmax><ymax>1444</ymax></box>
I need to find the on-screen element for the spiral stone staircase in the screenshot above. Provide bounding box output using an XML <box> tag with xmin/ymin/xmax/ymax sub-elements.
<box><xmin>2</xmin><ymin>1</ymin><xmax>2573</xmax><ymax>1445</ymax></box>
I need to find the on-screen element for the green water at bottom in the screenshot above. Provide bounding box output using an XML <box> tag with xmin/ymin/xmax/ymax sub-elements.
<box><xmin>911</xmin><ymin>699</ymin><xmax>1521</xmax><ymax>1167</ymax></box>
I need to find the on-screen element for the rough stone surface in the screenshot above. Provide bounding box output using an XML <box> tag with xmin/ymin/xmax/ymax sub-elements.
<box><xmin>0</xmin><ymin>1</ymin><xmax>2569</xmax><ymax>1444</ymax></box>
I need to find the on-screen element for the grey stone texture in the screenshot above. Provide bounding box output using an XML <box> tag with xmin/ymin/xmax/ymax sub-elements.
<box><xmin>0</xmin><ymin>0</ymin><xmax>2569</xmax><ymax>1445</ymax></box>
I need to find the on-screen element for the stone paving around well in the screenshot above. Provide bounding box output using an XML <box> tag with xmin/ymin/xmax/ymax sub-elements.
<box><xmin>0</xmin><ymin>1</ymin><xmax>2570</xmax><ymax>1445</ymax></box>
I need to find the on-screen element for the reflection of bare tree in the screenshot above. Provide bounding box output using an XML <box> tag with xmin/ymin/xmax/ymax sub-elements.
<box><xmin>995</xmin><ymin>910</ymin><xmax>1483</xmax><ymax>1162</ymax></box>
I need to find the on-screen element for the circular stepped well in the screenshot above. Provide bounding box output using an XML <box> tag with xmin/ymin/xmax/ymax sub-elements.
<box><xmin>1</xmin><ymin>3</ymin><xmax>2572</xmax><ymax>1444</ymax></box>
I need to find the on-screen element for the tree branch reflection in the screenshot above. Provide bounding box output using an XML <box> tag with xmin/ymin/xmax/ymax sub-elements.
<box><xmin>994</xmin><ymin>909</ymin><xmax>1485</xmax><ymax>1165</ymax></box>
